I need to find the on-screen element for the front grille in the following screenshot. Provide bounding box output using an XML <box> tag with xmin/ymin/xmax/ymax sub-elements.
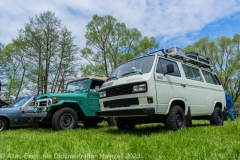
<box><xmin>106</xmin><ymin>84</ymin><xmax>133</xmax><ymax>97</ymax></box>
<box><xmin>103</xmin><ymin>98</ymin><xmax>139</xmax><ymax>108</ymax></box>
<box><xmin>40</xmin><ymin>101</ymin><xmax>47</xmax><ymax>106</ymax></box>
<box><xmin>101</xmin><ymin>82</ymin><xmax>147</xmax><ymax>98</ymax></box>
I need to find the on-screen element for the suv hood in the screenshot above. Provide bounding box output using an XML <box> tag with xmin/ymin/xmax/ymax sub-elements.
<box><xmin>36</xmin><ymin>92</ymin><xmax>87</xmax><ymax>100</ymax></box>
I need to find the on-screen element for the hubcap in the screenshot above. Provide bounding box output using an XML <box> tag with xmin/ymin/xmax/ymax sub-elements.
<box><xmin>176</xmin><ymin>114</ymin><xmax>183</xmax><ymax>128</ymax></box>
<box><xmin>217</xmin><ymin>112</ymin><xmax>222</xmax><ymax>124</ymax></box>
<box><xmin>60</xmin><ymin>113</ymin><xmax>73</xmax><ymax>128</ymax></box>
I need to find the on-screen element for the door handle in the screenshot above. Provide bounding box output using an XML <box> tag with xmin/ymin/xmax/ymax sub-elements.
<box><xmin>181</xmin><ymin>84</ymin><xmax>186</xmax><ymax>88</ymax></box>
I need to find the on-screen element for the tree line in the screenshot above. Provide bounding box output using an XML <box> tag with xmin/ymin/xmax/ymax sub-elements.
<box><xmin>185</xmin><ymin>36</ymin><xmax>240</xmax><ymax>104</ymax></box>
<box><xmin>0</xmin><ymin>11</ymin><xmax>158</xmax><ymax>100</ymax></box>
<box><xmin>0</xmin><ymin>10</ymin><xmax>239</xmax><ymax>105</ymax></box>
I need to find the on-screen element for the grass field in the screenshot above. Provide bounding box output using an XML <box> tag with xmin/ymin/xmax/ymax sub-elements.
<box><xmin>0</xmin><ymin>119</ymin><xmax>240</xmax><ymax>160</ymax></box>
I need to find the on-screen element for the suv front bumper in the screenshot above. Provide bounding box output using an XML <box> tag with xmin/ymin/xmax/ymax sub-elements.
<box><xmin>22</xmin><ymin>112</ymin><xmax>48</xmax><ymax>118</ymax></box>
<box><xmin>96</xmin><ymin>108</ymin><xmax>155</xmax><ymax>117</ymax></box>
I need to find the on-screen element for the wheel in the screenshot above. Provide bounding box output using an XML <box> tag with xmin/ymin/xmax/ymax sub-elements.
<box><xmin>107</xmin><ymin>117</ymin><xmax>117</xmax><ymax>126</ymax></box>
<box><xmin>166</xmin><ymin>105</ymin><xmax>186</xmax><ymax>131</ymax></box>
<box><xmin>52</xmin><ymin>107</ymin><xmax>78</xmax><ymax>130</ymax></box>
<box><xmin>29</xmin><ymin>118</ymin><xmax>41</xmax><ymax>129</ymax></box>
<box><xmin>29</xmin><ymin>118</ymin><xmax>52</xmax><ymax>129</ymax></box>
<box><xmin>210</xmin><ymin>107</ymin><xmax>224</xmax><ymax>126</ymax></box>
<box><xmin>0</xmin><ymin>117</ymin><xmax>9</xmax><ymax>131</ymax></box>
<box><xmin>83</xmin><ymin>120</ymin><xmax>98</xmax><ymax>128</ymax></box>
<box><xmin>117</xmin><ymin>118</ymin><xmax>135</xmax><ymax>130</ymax></box>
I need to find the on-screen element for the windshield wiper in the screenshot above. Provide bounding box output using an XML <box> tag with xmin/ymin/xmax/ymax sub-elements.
<box><xmin>121</xmin><ymin>71</ymin><xmax>143</xmax><ymax>77</ymax></box>
<box><xmin>106</xmin><ymin>76</ymin><xmax>118</xmax><ymax>82</ymax></box>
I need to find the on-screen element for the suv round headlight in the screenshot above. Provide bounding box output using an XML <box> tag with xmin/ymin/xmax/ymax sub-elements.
<box><xmin>35</xmin><ymin>101</ymin><xmax>39</xmax><ymax>107</ymax></box>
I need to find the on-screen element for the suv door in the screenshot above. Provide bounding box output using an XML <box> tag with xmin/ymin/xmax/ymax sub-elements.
<box><xmin>155</xmin><ymin>58</ymin><xmax>187</xmax><ymax>114</ymax></box>
<box><xmin>89</xmin><ymin>80</ymin><xmax>104</xmax><ymax>112</ymax></box>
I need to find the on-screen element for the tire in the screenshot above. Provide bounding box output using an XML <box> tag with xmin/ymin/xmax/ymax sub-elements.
<box><xmin>117</xmin><ymin>118</ymin><xmax>135</xmax><ymax>130</ymax></box>
<box><xmin>210</xmin><ymin>107</ymin><xmax>224</xmax><ymax>126</ymax></box>
<box><xmin>0</xmin><ymin>117</ymin><xmax>9</xmax><ymax>131</ymax></box>
<box><xmin>83</xmin><ymin>120</ymin><xmax>98</xmax><ymax>128</ymax></box>
<box><xmin>107</xmin><ymin>117</ymin><xmax>117</xmax><ymax>126</ymax></box>
<box><xmin>29</xmin><ymin>118</ymin><xmax>41</xmax><ymax>129</ymax></box>
<box><xmin>29</xmin><ymin>118</ymin><xmax>52</xmax><ymax>129</ymax></box>
<box><xmin>166</xmin><ymin>105</ymin><xmax>186</xmax><ymax>131</ymax></box>
<box><xmin>52</xmin><ymin>107</ymin><xmax>78</xmax><ymax>130</ymax></box>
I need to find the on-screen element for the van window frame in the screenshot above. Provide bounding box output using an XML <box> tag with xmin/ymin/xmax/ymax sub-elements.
<box><xmin>182</xmin><ymin>64</ymin><xmax>204</xmax><ymax>82</ymax></box>
<box><xmin>201</xmin><ymin>70</ymin><xmax>218</xmax><ymax>85</ymax></box>
<box><xmin>156</xmin><ymin>57</ymin><xmax>181</xmax><ymax>77</ymax></box>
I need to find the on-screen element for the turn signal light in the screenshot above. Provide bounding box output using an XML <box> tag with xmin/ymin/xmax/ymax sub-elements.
<box><xmin>52</xmin><ymin>97</ymin><xmax>58</xmax><ymax>103</ymax></box>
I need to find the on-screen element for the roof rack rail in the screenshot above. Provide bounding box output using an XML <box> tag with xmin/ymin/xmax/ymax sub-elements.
<box><xmin>164</xmin><ymin>46</ymin><xmax>213</xmax><ymax>68</ymax></box>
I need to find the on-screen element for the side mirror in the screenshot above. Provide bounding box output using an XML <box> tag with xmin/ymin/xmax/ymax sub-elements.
<box><xmin>164</xmin><ymin>64</ymin><xmax>174</xmax><ymax>76</ymax></box>
<box><xmin>95</xmin><ymin>86</ymin><xmax>99</xmax><ymax>92</ymax></box>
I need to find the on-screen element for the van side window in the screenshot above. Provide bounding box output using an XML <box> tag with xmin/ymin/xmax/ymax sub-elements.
<box><xmin>202</xmin><ymin>70</ymin><xmax>217</xmax><ymax>84</ymax></box>
<box><xmin>156</xmin><ymin>58</ymin><xmax>180</xmax><ymax>76</ymax></box>
<box><xmin>182</xmin><ymin>64</ymin><xmax>203</xmax><ymax>81</ymax></box>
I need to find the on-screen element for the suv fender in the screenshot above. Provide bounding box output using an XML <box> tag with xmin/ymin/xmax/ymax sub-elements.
<box><xmin>50</xmin><ymin>102</ymin><xmax>86</xmax><ymax>117</ymax></box>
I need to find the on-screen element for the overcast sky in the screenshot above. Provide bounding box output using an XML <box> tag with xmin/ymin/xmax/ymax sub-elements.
<box><xmin>1</xmin><ymin>0</ymin><xmax>240</xmax><ymax>50</ymax></box>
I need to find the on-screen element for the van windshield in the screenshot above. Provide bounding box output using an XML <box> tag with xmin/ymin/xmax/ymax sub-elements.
<box><xmin>110</xmin><ymin>55</ymin><xmax>155</xmax><ymax>79</ymax></box>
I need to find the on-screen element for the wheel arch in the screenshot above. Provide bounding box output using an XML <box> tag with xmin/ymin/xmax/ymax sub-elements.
<box><xmin>168</xmin><ymin>99</ymin><xmax>186</xmax><ymax>115</ymax></box>
<box><xmin>0</xmin><ymin>116</ymin><xmax>10</xmax><ymax>128</ymax></box>
<box><xmin>49</xmin><ymin>102</ymin><xmax>86</xmax><ymax>120</ymax></box>
<box><xmin>213</xmin><ymin>101</ymin><xmax>223</xmax><ymax>111</ymax></box>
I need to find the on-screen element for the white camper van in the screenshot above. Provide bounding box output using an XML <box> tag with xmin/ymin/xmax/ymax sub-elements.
<box><xmin>96</xmin><ymin>46</ymin><xmax>226</xmax><ymax>131</ymax></box>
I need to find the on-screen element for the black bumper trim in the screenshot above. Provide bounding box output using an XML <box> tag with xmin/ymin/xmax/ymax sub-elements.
<box><xmin>96</xmin><ymin>108</ymin><xmax>155</xmax><ymax>117</ymax></box>
<box><xmin>22</xmin><ymin>112</ymin><xmax>48</xmax><ymax>118</ymax></box>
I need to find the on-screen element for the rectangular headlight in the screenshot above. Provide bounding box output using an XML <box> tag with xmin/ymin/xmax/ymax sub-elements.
<box><xmin>139</xmin><ymin>84</ymin><xmax>146</xmax><ymax>91</ymax></box>
<box><xmin>99</xmin><ymin>91</ymin><xmax>106</xmax><ymax>98</ymax></box>
<box><xmin>133</xmin><ymin>84</ymin><xmax>146</xmax><ymax>93</ymax></box>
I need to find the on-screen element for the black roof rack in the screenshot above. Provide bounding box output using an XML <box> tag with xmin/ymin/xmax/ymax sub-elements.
<box><xmin>164</xmin><ymin>46</ymin><xmax>212</xmax><ymax>68</ymax></box>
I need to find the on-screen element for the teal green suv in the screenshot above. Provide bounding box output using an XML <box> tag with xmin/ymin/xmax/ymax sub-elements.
<box><xmin>22</xmin><ymin>77</ymin><xmax>115</xmax><ymax>130</ymax></box>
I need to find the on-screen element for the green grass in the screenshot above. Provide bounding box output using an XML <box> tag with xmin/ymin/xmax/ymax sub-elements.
<box><xmin>1</xmin><ymin>119</ymin><xmax>240</xmax><ymax>160</ymax></box>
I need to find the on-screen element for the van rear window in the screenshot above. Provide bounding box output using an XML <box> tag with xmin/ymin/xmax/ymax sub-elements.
<box><xmin>202</xmin><ymin>70</ymin><xmax>218</xmax><ymax>84</ymax></box>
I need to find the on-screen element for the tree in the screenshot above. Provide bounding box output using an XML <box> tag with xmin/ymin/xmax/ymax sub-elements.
<box><xmin>1</xmin><ymin>43</ymin><xmax>22</xmax><ymax>100</ymax></box>
<box><xmin>14</xmin><ymin>11</ymin><xmax>79</xmax><ymax>95</ymax></box>
<box><xmin>80</xmin><ymin>14</ymin><xmax>159</xmax><ymax>77</ymax></box>
<box><xmin>185</xmin><ymin>35</ymin><xmax>240</xmax><ymax>102</ymax></box>
<box><xmin>0</xmin><ymin>42</ymin><xmax>6</xmax><ymax>80</ymax></box>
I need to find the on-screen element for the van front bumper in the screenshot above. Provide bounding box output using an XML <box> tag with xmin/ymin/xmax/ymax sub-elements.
<box><xmin>96</xmin><ymin>108</ymin><xmax>155</xmax><ymax>117</ymax></box>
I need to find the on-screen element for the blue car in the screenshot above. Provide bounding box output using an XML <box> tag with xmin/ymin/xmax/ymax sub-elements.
<box><xmin>0</xmin><ymin>95</ymin><xmax>35</xmax><ymax>131</ymax></box>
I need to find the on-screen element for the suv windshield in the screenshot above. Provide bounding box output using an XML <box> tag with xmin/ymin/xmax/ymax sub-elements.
<box><xmin>110</xmin><ymin>55</ymin><xmax>155</xmax><ymax>79</ymax></box>
<box><xmin>65</xmin><ymin>79</ymin><xmax>89</xmax><ymax>92</ymax></box>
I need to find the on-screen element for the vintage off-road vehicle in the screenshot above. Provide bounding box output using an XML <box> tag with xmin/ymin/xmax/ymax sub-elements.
<box><xmin>22</xmin><ymin>76</ymin><xmax>116</xmax><ymax>130</ymax></box>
